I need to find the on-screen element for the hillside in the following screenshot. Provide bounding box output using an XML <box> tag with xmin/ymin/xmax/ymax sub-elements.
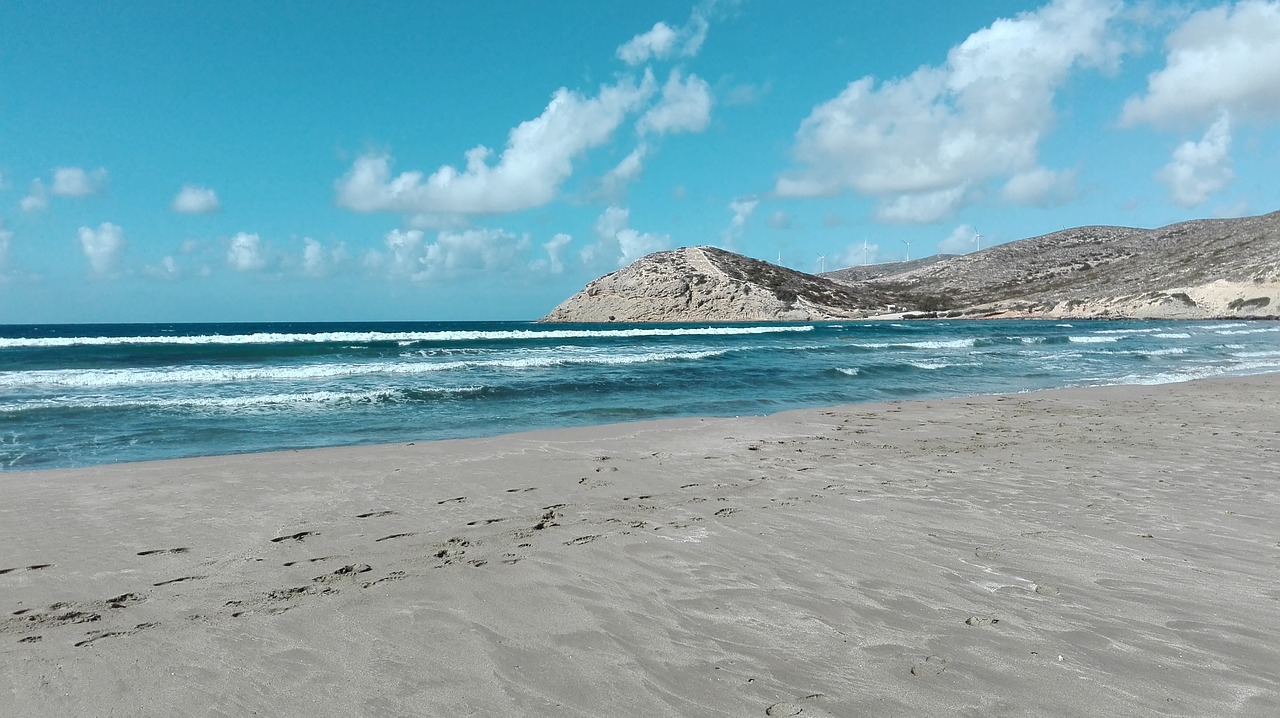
<box><xmin>542</xmin><ymin>211</ymin><xmax>1280</xmax><ymax>322</ymax></box>
<box><xmin>540</xmin><ymin>246</ymin><xmax>889</xmax><ymax>322</ymax></box>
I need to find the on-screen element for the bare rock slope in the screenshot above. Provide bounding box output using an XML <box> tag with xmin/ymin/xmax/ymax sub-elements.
<box><xmin>543</xmin><ymin>211</ymin><xmax>1280</xmax><ymax>322</ymax></box>
<box><xmin>541</xmin><ymin>246</ymin><xmax>888</xmax><ymax>322</ymax></box>
<box><xmin>850</xmin><ymin>210</ymin><xmax>1280</xmax><ymax>319</ymax></box>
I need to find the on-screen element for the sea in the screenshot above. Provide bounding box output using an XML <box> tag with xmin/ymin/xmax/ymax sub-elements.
<box><xmin>3</xmin><ymin>319</ymin><xmax>1279</xmax><ymax>471</ymax></box>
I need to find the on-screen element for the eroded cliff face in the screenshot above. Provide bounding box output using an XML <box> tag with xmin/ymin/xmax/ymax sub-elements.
<box><xmin>541</xmin><ymin>246</ymin><xmax>887</xmax><ymax>322</ymax></box>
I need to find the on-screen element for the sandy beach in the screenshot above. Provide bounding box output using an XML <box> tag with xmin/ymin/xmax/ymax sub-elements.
<box><xmin>2</xmin><ymin>375</ymin><xmax>1278</xmax><ymax>717</ymax></box>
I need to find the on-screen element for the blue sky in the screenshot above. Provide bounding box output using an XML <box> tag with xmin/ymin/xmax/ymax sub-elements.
<box><xmin>3</xmin><ymin>0</ymin><xmax>1279</xmax><ymax>323</ymax></box>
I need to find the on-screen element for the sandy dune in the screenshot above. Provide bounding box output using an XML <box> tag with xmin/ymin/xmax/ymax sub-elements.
<box><xmin>2</xmin><ymin>376</ymin><xmax>1278</xmax><ymax>717</ymax></box>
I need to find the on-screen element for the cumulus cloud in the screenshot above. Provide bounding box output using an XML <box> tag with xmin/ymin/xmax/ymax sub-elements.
<box><xmin>601</xmin><ymin>145</ymin><xmax>649</xmax><ymax>197</ymax></box>
<box><xmin>300</xmin><ymin>238</ymin><xmax>348</xmax><ymax>278</ymax></box>
<box><xmin>637</xmin><ymin>70</ymin><xmax>713</xmax><ymax>135</ymax></box>
<box><xmin>776</xmin><ymin>0</ymin><xmax>1121</xmax><ymax>223</ymax></box>
<box><xmin>581</xmin><ymin>205</ymin><xmax>670</xmax><ymax>267</ymax></box>
<box><xmin>365</xmin><ymin>227</ymin><xmax>528</xmax><ymax>281</ymax></box>
<box><xmin>335</xmin><ymin>73</ymin><xmax>656</xmax><ymax>216</ymax></box>
<box><xmin>1157</xmin><ymin>111</ymin><xmax>1234</xmax><ymax>207</ymax></box>
<box><xmin>20</xmin><ymin>180</ymin><xmax>48</xmax><ymax>212</ymax></box>
<box><xmin>832</xmin><ymin>241</ymin><xmax>880</xmax><ymax>268</ymax></box>
<box><xmin>720</xmin><ymin>197</ymin><xmax>758</xmax><ymax>247</ymax></box>
<box><xmin>0</xmin><ymin>224</ymin><xmax>12</xmax><ymax>275</ymax></box>
<box><xmin>78</xmin><ymin>223</ymin><xmax>126</xmax><ymax>275</ymax></box>
<box><xmin>938</xmin><ymin>224</ymin><xmax>980</xmax><ymax>254</ymax></box>
<box><xmin>1121</xmin><ymin>0</ymin><xmax>1280</xmax><ymax>128</ymax></box>
<box><xmin>616</xmin><ymin>9</ymin><xmax>709</xmax><ymax>65</ymax></box>
<box><xmin>542</xmin><ymin>233</ymin><xmax>572</xmax><ymax>274</ymax></box>
<box><xmin>1001</xmin><ymin>167</ymin><xmax>1078</xmax><ymax>206</ymax></box>
<box><xmin>52</xmin><ymin>167</ymin><xmax>108</xmax><ymax>197</ymax></box>
<box><xmin>227</xmin><ymin>232</ymin><xmax>267</xmax><ymax>272</ymax></box>
<box><xmin>172</xmin><ymin>185</ymin><xmax>221</xmax><ymax>214</ymax></box>
<box><xmin>144</xmin><ymin>256</ymin><xmax>181</xmax><ymax>280</ymax></box>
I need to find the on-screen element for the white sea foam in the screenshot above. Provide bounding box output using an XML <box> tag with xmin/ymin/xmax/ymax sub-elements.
<box><xmin>1154</xmin><ymin>333</ymin><xmax>1191</xmax><ymax>339</ymax></box>
<box><xmin>1090</xmin><ymin>327</ymin><xmax>1161</xmax><ymax>335</ymax></box>
<box><xmin>0</xmin><ymin>325</ymin><xmax>816</xmax><ymax>348</ymax></box>
<box><xmin>1069</xmin><ymin>336</ymin><xmax>1120</xmax><ymax>343</ymax></box>
<box><xmin>0</xmin><ymin>350</ymin><xmax>728</xmax><ymax>389</ymax></box>
<box><xmin>854</xmin><ymin>338</ymin><xmax>976</xmax><ymax>350</ymax></box>
<box><xmin>0</xmin><ymin>387</ymin><xmax>487</xmax><ymax>413</ymax></box>
<box><xmin>1215</xmin><ymin>326</ymin><xmax>1280</xmax><ymax>336</ymax></box>
<box><xmin>836</xmin><ymin>367</ymin><xmax>861</xmax><ymax>376</ymax></box>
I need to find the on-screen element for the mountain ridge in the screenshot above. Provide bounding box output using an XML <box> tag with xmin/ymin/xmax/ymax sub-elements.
<box><xmin>541</xmin><ymin>211</ymin><xmax>1280</xmax><ymax>322</ymax></box>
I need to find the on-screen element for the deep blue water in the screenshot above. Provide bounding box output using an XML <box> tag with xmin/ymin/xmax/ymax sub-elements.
<box><xmin>2</xmin><ymin>319</ymin><xmax>1278</xmax><ymax>470</ymax></box>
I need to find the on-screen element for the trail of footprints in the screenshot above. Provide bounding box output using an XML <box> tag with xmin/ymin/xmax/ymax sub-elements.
<box><xmin>1</xmin><ymin>436</ymin><xmax>897</xmax><ymax>650</ymax></box>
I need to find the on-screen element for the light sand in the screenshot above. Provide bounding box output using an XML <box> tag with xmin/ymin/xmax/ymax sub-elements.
<box><xmin>2</xmin><ymin>376</ymin><xmax>1278</xmax><ymax>717</ymax></box>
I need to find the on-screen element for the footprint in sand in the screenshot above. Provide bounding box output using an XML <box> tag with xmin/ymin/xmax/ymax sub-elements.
<box><xmin>137</xmin><ymin>547</ymin><xmax>189</xmax><ymax>556</ymax></box>
<box><xmin>153</xmin><ymin>575</ymin><xmax>207</xmax><ymax>587</ymax></box>
<box><xmin>965</xmin><ymin>615</ymin><xmax>1000</xmax><ymax>626</ymax></box>
<box><xmin>437</xmin><ymin>496</ymin><xmax>467</xmax><ymax>505</ymax></box>
<box><xmin>910</xmin><ymin>655</ymin><xmax>949</xmax><ymax>676</ymax></box>
<box><xmin>313</xmin><ymin>564</ymin><xmax>372</xmax><ymax>583</ymax></box>
<box><xmin>0</xmin><ymin>564</ymin><xmax>53</xmax><ymax>575</ymax></box>
<box><xmin>1034</xmin><ymin>584</ymin><xmax>1060</xmax><ymax>596</ymax></box>
<box><xmin>356</xmin><ymin>510</ymin><xmax>397</xmax><ymax>519</ymax></box>
<box><xmin>766</xmin><ymin>693</ymin><xmax>837</xmax><ymax>716</ymax></box>
<box><xmin>375</xmin><ymin>533</ymin><xmax>416</xmax><ymax>543</ymax></box>
<box><xmin>75</xmin><ymin>622</ymin><xmax>159</xmax><ymax>648</ymax></box>
<box><xmin>564</xmin><ymin>535</ymin><xmax>600</xmax><ymax>546</ymax></box>
<box><xmin>270</xmin><ymin>531</ymin><xmax>317</xmax><ymax>543</ymax></box>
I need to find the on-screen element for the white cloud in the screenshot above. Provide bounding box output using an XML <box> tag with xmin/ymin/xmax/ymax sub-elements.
<box><xmin>637</xmin><ymin>70</ymin><xmax>713</xmax><ymax>135</ymax></box>
<box><xmin>1157</xmin><ymin>111</ymin><xmax>1234</xmax><ymax>207</ymax></box>
<box><xmin>144</xmin><ymin>256</ymin><xmax>181</xmax><ymax>280</ymax></box>
<box><xmin>335</xmin><ymin>73</ymin><xmax>656</xmax><ymax>216</ymax></box>
<box><xmin>227</xmin><ymin>232</ymin><xmax>266</xmax><ymax>272</ymax></box>
<box><xmin>1121</xmin><ymin>1</ymin><xmax>1280</xmax><ymax>128</ymax></box>
<box><xmin>78</xmin><ymin>223</ymin><xmax>126</xmax><ymax>275</ymax></box>
<box><xmin>766</xmin><ymin>210</ymin><xmax>792</xmax><ymax>229</ymax></box>
<box><xmin>832</xmin><ymin>241</ymin><xmax>881</xmax><ymax>268</ymax></box>
<box><xmin>939</xmin><ymin>224</ymin><xmax>980</xmax><ymax>254</ymax></box>
<box><xmin>776</xmin><ymin>0</ymin><xmax>1121</xmax><ymax>223</ymax></box>
<box><xmin>616</xmin><ymin>9</ymin><xmax>709</xmax><ymax>65</ymax></box>
<box><xmin>20</xmin><ymin>180</ymin><xmax>48</xmax><ymax>213</ymax></box>
<box><xmin>720</xmin><ymin>197</ymin><xmax>758</xmax><ymax>247</ymax></box>
<box><xmin>172</xmin><ymin>185</ymin><xmax>221</xmax><ymax>214</ymax></box>
<box><xmin>300</xmin><ymin>238</ymin><xmax>348</xmax><ymax>278</ymax></box>
<box><xmin>601</xmin><ymin>145</ymin><xmax>649</xmax><ymax>197</ymax></box>
<box><xmin>876</xmin><ymin>186</ymin><xmax>969</xmax><ymax>224</ymax></box>
<box><xmin>366</xmin><ymin>227</ymin><xmax>528</xmax><ymax>281</ymax></box>
<box><xmin>51</xmin><ymin>167</ymin><xmax>108</xmax><ymax>197</ymax></box>
<box><xmin>542</xmin><ymin>233</ymin><xmax>572</xmax><ymax>274</ymax></box>
<box><xmin>0</xmin><ymin>224</ymin><xmax>12</xmax><ymax>275</ymax></box>
<box><xmin>581</xmin><ymin>205</ymin><xmax>670</xmax><ymax>267</ymax></box>
<box><xmin>1001</xmin><ymin>167</ymin><xmax>1077</xmax><ymax>206</ymax></box>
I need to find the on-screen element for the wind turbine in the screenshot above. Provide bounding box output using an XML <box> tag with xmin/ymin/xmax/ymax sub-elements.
<box><xmin>973</xmin><ymin>230</ymin><xmax>983</xmax><ymax>252</ymax></box>
<box><xmin>901</xmin><ymin>239</ymin><xmax>911</xmax><ymax>262</ymax></box>
<box><xmin>816</xmin><ymin>253</ymin><xmax>826</xmax><ymax>273</ymax></box>
<box><xmin>862</xmin><ymin>239</ymin><xmax>869</xmax><ymax>266</ymax></box>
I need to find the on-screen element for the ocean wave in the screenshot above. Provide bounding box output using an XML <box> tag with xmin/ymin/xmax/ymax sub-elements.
<box><xmin>1090</xmin><ymin>328</ymin><xmax>1162</xmax><ymax>335</ymax></box>
<box><xmin>0</xmin><ymin>386</ymin><xmax>489</xmax><ymax>413</ymax></box>
<box><xmin>835</xmin><ymin>367</ymin><xmax>860</xmax><ymax>376</ymax></box>
<box><xmin>1153</xmin><ymin>333</ymin><xmax>1191</xmax><ymax>339</ymax></box>
<box><xmin>1069</xmin><ymin>336</ymin><xmax>1120</xmax><ymax>343</ymax></box>
<box><xmin>0</xmin><ymin>325</ymin><xmax>816</xmax><ymax>349</ymax></box>
<box><xmin>0</xmin><ymin>350</ymin><xmax>728</xmax><ymax>389</ymax></box>
<box><xmin>1215</xmin><ymin>326</ymin><xmax>1280</xmax><ymax>336</ymax></box>
<box><xmin>851</xmin><ymin>338</ymin><xmax>977</xmax><ymax>350</ymax></box>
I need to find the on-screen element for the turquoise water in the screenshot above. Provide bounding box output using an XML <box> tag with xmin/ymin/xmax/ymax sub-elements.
<box><xmin>2</xmin><ymin>319</ymin><xmax>1278</xmax><ymax>470</ymax></box>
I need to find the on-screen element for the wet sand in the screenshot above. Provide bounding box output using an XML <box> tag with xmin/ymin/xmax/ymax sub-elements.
<box><xmin>2</xmin><ymin>375</ymin><xmax>1278</xmax><ymax>717</ymax></box>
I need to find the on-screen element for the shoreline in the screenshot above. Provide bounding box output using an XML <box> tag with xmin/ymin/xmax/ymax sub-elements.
<box><xmin>3</xmin><ymin>375</ymin><xmax>1278</xmax><ymax>716</ymax></box>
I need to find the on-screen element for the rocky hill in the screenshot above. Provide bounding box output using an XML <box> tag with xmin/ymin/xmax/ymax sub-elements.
<box><xmin>540</xmin><ymin>246</ymin><xmax>889</xmax><ymax>322</ymax></box>
<box><xmin>850</xmin><ymin>211</ymin><xmax>1280</xmax><ymax>319</ymax></box>
<box><xmin>542</xmin><ymin>211</ymin><xmax>1280</xmax><ymax>322</ymax></box>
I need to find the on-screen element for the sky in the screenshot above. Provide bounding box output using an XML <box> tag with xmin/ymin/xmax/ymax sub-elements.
<box><xmin>3</xmin><ymin>0</ymin><xmax>1280</xmax><ymax>323</ymax></box>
